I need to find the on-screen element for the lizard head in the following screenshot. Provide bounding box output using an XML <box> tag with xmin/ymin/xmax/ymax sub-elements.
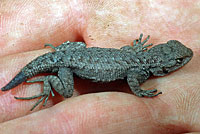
<box><xmin>148</xmin><ymin>40</ymin><xmax>193</xmax><ymax>76</ymax></box>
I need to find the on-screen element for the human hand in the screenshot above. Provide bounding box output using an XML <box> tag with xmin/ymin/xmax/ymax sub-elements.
<box><xmin>0</xmin><ymin>0</ymin><xmax>199</xmax><ymax>133</ymax></box>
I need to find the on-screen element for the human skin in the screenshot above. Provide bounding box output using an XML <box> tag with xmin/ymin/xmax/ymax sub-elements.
<box><xmin>0</xmin><ymin>0</ymin><xmax>200</xmax><ymax>134</ymax></box>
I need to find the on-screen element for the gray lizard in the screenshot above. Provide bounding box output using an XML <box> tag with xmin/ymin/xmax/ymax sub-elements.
<box><xmin>1</xmin><ymin>34</ymin><xmax>193</xmax><ymax>110</ymax></box>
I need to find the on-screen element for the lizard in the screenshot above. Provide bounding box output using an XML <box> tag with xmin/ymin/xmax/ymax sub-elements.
<box><xmin>1</xmin><ymin>34</ymin><xmax>193</xmax><ymax>111</ymax></box>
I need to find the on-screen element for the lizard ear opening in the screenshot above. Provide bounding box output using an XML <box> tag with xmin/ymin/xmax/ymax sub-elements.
<box><xmin>176</xmin><ymin>58</ymin><xmax>184</xmax><ymax>64</ymax></box>
<box><xmin>150</xmin><ymin>67</ymin><xmax>167</xmax><ymax>76</ymax></box>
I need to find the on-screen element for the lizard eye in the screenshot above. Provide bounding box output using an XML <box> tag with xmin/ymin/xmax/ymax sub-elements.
<box><xmin>176</xmin><ymin>58</ymin><xmax>183</xmax><ymax>64</ymax></box>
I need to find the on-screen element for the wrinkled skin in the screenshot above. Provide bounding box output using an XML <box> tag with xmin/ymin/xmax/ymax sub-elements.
<box><xmin>0</xmin><ymin>0</ymin><xmax>200</xmax><ymax>134</ymax></box>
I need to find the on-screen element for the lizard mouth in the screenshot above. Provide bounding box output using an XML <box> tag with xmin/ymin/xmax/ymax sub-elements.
<box><xmin>163</xmin><ymin>55</ymin><xmax>193</xmax><ymax>73</ymax></box>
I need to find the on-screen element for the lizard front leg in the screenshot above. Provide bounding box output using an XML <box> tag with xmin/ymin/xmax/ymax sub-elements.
<box><xmin>127</xmin><ymin>72</ymin><xmax>162</xmax><ymax>97</ymax></box>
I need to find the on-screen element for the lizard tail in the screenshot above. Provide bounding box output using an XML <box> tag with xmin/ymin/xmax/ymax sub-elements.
<box><xmin>1</xmin><ymin>52</ymin><xmax>58</xmax><ymax>91</ymax></box>
<box><xmin>1</xmin><ymin>71</ymin><xmax>27</xmax><ymax>91</ymax></box>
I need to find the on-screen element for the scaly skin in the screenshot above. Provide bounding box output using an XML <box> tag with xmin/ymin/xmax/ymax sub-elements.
<box><xmin>1</xmin><ymin>34</ymin><xmax>193</xmax><ymax>110</ymax></box>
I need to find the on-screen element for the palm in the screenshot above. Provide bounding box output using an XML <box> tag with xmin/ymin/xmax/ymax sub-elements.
<box><xmin>0</xmin><ymin>0</ymin><xmax>199</xmax><ymax>133</ymax></box>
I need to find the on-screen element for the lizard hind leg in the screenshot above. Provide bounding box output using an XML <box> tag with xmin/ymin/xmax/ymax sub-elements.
<box><xmin>14</xmin><ymin>75</ymin><xmax>61</xmax><ymax>111</ymax></box>
<box><xmin>15</xmin><ymin>67</ymin><xmax>74</xmax><ymax>111</ymax></box>
<box><xmin>56</xmin><ymin>67</ymin><xmax>74</xmax><ymax>98</ymax></box>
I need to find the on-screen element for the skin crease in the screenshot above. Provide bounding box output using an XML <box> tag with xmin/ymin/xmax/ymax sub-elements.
<box><xmin>0</xmin><ymin>0</ymin><xmax>200</xmax><ymax>133</ymax></box>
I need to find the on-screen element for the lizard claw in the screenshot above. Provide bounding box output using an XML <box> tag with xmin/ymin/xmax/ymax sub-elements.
<box><xmin>44</xmin><ymin>44</ymin><xmax>56</xmax><ymax>50</ymax></box>
<box><xmin>14</xmin><ymin>93</ymin><xmax>50</xmax><ymax>111</ymax></box>
<box><xmin>136</xmin><ymin>89</ymin><xmax>162</xmax><ymax>97</ymax></box>
<box><xmin>133</xmin><ymin>33</ymin><xmax>153</xmax><ymax>53</ymax></box>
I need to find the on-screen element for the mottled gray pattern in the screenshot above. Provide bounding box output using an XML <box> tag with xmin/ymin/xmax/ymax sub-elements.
<box><xmin>1</xmin><ymin>34</ymin><xmax>193</xmax><ymax>110</ymax></box>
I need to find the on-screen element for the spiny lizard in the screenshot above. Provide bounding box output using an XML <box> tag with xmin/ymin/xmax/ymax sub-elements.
<box><xmin>1</xmin><ymin>34</ymin><xmax>193</xmax><ymax>110</ymax></box>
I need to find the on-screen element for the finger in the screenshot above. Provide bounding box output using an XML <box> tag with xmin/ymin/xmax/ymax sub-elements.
<box><xmin>0</xmin><ymin>47</ymin><xmax>81</xmax><ymax>121</ymax></box>
<box><xmin>0</xmin><ymin>47</ymin><xmax>126</xmax><ymax>121</ymax></box>
<box><xmin>0</xmin><ymin>92</ymin><xmax>196</xmax><ymax>134</ymax></box>
<box><xmin>0</xmin><ymin>45</ymin><xmax>199</xmax><ymax>132</ymax></box>
<box><xmin>0</xmin><ymin>42</ymin><xmax>199</xmax><ymax>124</ymax></box>
<box><xmin>0</xmin><ymin>49</ymin><xmax>52</xmax><ymax>121</ymax></box>
<box><xmin>2</xmin><ymin>0</ymin><xmax>199</xmax><ymax>58</ymax></box>
<box><xmin>0</xmin><ymin>0</ymin><xmax>84</xmax><ymax>57</ymax></box>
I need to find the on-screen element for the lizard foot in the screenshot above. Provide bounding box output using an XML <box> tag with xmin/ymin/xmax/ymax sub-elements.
<box><xmin>133</xmin><ymin>33</ymin><xmax>153</xmax><ymax>52</ymax></box>
<box><xmin>135</xmin><ymin>89</ymin><xmax>162</xmax><ymax>97</ymax></box>
<box><xmin>44</xmin><ymin>43</ymin><xmax>56</xmax><ymax>50</ymax></box>
<box><xmin>14</xmin><ymin>76</ymin><xmax>55</xmax><ymax>111</ymax></box>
